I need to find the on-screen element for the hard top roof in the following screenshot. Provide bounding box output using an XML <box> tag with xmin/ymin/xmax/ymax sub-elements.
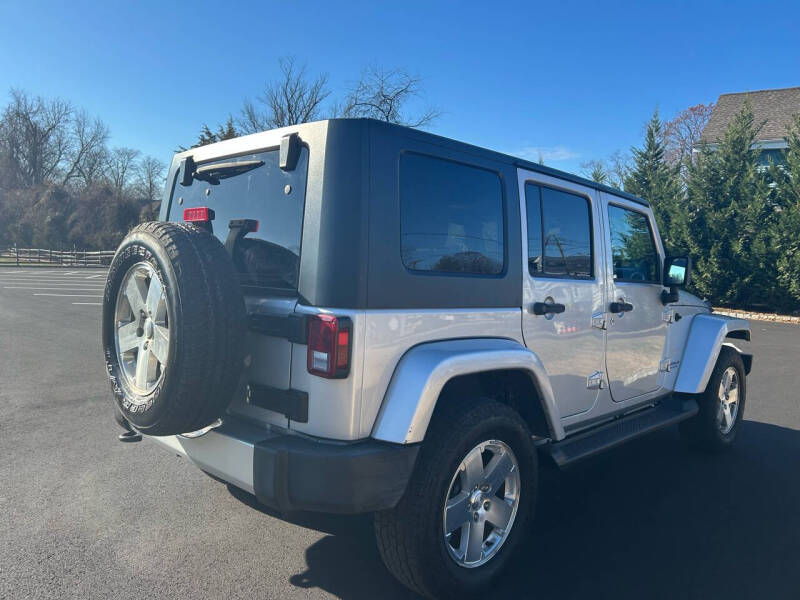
<box><xmin>176</xmin><ymin>118</ymin><xmax>648</xmax><ymax>207</ymax></box>
<box><xmin>353</xmin><ymin>118</ymin><xmax>649</xmax><ymax>206</ymax></box>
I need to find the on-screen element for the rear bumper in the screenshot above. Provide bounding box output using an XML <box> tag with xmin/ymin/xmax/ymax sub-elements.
<box><xmin>148</xmin><ymin>418</ymin><xmax>419</xmax><ymax>514</ymax></box>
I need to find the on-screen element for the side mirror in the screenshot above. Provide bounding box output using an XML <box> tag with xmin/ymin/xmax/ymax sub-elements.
<box><xmin>661</xmin><ymin>256</ymin><xmax>691</xmax><ymax>304</ymax></box>
<box><xmin>664</xmin><ymin>256</ymin><xmax>690</xmax><ymax>287</ymax></box>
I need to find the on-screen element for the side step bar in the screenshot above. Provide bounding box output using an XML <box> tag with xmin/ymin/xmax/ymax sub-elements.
<box><xmin>543</xmin><ymin>397</ymin><xmax>698</xmax><ymax>468</ymax></box>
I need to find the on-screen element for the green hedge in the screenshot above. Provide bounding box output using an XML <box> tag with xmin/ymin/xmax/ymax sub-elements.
<box><xmin>625</xmin><ymin>106</ymin><xmax>800</xmax><ymax>313</ymax></box>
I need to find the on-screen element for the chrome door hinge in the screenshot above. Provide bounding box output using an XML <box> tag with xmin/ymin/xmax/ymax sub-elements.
<box><xmin>587</xmin><ymin>371</ymin><xmax>605</xmax><ymax>390</ymax></box>
<box><xmin>659</xmin><ymin>358</ymin><xmax>680</xmax><ymax>372</ymax></box>
<box><xmin>591</xmin><ymin>312</ymin><xmax>607</xmax><ymax>330</ymax></box>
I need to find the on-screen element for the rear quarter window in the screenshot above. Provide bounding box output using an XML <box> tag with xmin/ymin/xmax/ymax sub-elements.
<box><xmin>399</xmin><ymin>152</ymin><xmax>504</xmax><ymax>275</ymax></box>
<box><xmin>169</xmin><ymin>147</ymin><xmax>309</xmax><ymax>291</ymax></box>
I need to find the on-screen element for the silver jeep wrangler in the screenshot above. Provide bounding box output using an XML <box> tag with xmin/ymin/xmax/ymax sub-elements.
<box><xmin>102</xmin><ymin>119</ymin><xmax>752</xmax><ymax>599</ymax></box>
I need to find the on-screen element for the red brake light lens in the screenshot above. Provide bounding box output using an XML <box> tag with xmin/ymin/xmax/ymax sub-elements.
<box><xmin>183</xmin><ymin>206</ymin><xmax>215</xmax><ymax>223</ymax></box>
<box><xmin>336</xmin><ymin>329</ymin><xmax>350</xmax><ymax>369</ymax></box>
<box><xmin>307</xmin><ymin>315</ymin><xmax>352</xmax><ymax>378</ymax></box>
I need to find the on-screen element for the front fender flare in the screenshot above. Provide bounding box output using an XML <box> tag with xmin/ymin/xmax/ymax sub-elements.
<box><xmin>674</xmin><ymin>313</ymin><xmax>752</xmax><ymax>395</ymax></box>
<box><xmin>370</xmin><ymin>338</ymin><xmax>564</xmax><ymax>444</ymax></box>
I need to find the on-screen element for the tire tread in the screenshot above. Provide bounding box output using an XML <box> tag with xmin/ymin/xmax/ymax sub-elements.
<box><xmin>103</xmin><ymin>221</ymin><xmax>246</xmax><ymax>435</ymax></box>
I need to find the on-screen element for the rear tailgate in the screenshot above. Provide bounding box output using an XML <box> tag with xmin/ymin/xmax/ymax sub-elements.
<box><xmin>166</xmin><ymin>144</ymin><xmax>310</xmax><ymax>429</ymax></box>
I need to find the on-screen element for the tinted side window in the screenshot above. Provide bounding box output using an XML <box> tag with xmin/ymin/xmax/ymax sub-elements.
<box><xmin>400</xmin><ymin>153</ymin><xmax>504</xmax><ymax>275</ymax></box>
<box><xmin>526</xmin><ymin>183</ymin><xmax>592</xmax><ymax>278</ymax></box>
<box><xmin>608</xmin><ymin>204</ymin><xmax>659</xmax><ymax>283</ymax></box>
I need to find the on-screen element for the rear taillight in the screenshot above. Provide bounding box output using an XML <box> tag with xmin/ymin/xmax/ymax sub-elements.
<box><xmin>307</xmin><ymin>315</ymin><xmax>352</xmax><ymax>378</ymax></box>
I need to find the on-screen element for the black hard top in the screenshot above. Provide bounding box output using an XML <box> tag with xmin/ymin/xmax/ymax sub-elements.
<box><xmin>322</xmin><ymin>118</ymin><xmax>649</xmax><ymax>207</ymax></box>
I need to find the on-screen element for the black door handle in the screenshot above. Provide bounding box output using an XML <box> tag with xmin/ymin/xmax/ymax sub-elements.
<box><xmin>610</xmin><ymin>301</ymin><xmax>634</xmax><ymax>313</ymax></box>
<box><xmin>532</xmin><ymin>301</ymin><xmax>566</xmax><ymax>315</ymax></box>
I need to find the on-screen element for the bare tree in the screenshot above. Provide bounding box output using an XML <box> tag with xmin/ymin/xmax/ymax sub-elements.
<box><xmin>0</xmin><ymin>90</ymin><xmax>110</xmax><ymax>190</ymax></box>
<box><xmin>664</xmin><ymin>103</ymin><xmax>714</xmax><ymax>167</ymax></box>
<box><xmin>0</xmin><ymin>89</ymin><xmax>171</xmax><ymax>249</ymax></box>
<box><xmin>106</xmin><ymin>147</ymin><xmax>140</xmax><ymax>193</ymax></box>
<box><xmin>61</xmin><ymin>109</ymin><xmax>109</xmax><ymax>186</ymax></box>
<box><xmin>135</xmin><ymin>155</ymin><xmax>166</xmax><ymax>221</ymax></box>
<box><xmin>342</xmin><ymin>66</ymin><xmax>439</xmax><ymax>128</ymax></box>
<box><xmin>0</xmin><ymin>89</ymin><xmax>72</xmax><ymax>188</ymax></box>
<box><xmin>607</xmin><ymin>150</ymin><xmax>631</xmax><ymax>189</ymax></box>
<box><xmin>75</xmin><ymin>144</ymin><xmax>109</xmax><ymax>188</ymax></box>
<box><xmin>136</xmin><ymin>155</ymin><xmax>166</xmax><ymax>204</ymax></box>
<box><xmin>238</xmin><ymin>56</ymin><xmax>331</xmax><ymax>133</ymax></box>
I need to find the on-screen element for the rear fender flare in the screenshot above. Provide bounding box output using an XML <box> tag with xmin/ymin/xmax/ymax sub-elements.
<box><xmin>370</xmin><ymin>338</ymin><xmax>564</xmax><ymax>444</ymax></box>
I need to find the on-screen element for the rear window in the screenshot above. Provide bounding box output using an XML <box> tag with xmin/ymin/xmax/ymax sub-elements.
<box><xmin>169</xmin><ymin>148</ymin><xmax>308</xmax><ymax>291</ymax></box>
<box><xmin>400</xmin><ymin>153</ymin><xmax>504</xmax><ymax>275</ymax></box>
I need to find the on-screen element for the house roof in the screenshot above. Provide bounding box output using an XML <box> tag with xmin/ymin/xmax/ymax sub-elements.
<box><xmin>701</xmin><ymin>86</ymin><xmax>800</xmax><ymax>143</ymax></box>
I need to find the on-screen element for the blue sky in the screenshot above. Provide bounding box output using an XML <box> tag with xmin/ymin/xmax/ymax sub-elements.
<box><xmin>1</xmin><ymin>0</ymin><xmax>798</xmax><ymax>176</ymax></box>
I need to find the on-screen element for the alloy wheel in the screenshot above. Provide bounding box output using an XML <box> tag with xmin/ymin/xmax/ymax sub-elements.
<box><xmin>716</xmin><ymin>366</ymin><xmax>740</xmax><ymax>435</ymax></box>
<box><xmin>114</xmin><ymin>261</ymin><xmax>170</xmax><ymax>396</ymax></box>
<box><xmin>442</xmin><ymin>439</ymin><xmax>521</xmax><ymax>568</ymax></box>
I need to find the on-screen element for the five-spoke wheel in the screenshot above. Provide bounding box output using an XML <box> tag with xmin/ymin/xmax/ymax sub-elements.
<box><xmin>114</xmin><ymin>262</ymin><xmax>170</xmax><ymax>395</ymax></box>
<box><xmin>443</xmin><ymin>440</ymin><xmax>520</xmax><ymax>568</ymax></box>
<box><xmin>717</xmin><ymin>366</ymin><xmax>740</xmax><ymax>435</ymax></box>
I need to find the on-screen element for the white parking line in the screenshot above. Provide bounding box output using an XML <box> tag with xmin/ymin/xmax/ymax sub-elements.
<box><xmin>0</xmin><ymin>269</ymin><xmax>71</xmax><ymax>274</ymax></box>
<box><xmin>0</xmin><ymin>281</ymin><xmax>107</xmax><ymax>285</ymax></box>
<box><xmin>0</xmin><ymin>273</ymin><xmax>107</xmax><ymax>278</ymax></box>
<box><xmin>0</xmin><ymin>283</ymin><xmax>107</xmax><ymax>286</ymax></box>
<box><xmin>33</xmin><ymin>293</ymin><xmax>103</xmax><ymax>297</ymax></box>
<box><xmin>1</xmin><ymin>280</ymin><xmax>106</xmax><ymax>284</ymax></box>
<box><xmin>4</xmin><ymin>287</ymin><xmax>105</xmax><ymax>290</ymax></box>
<box><xmin>0</xmin><ymin>270</ymin><xmax>110</xmax><ymax>305</ymax></box>
<box><xmin>0</xmin><ymin>278</ymin><xmax>107</xmax><ymax>282</ymax></box>
<box><xmin>0</xmin><ymin>270</ymin><xmax>107</xmax><ymax>276</ymax></box>
<box><xmin>0</xmin><ymin>275</ymin><xmax>87</xmax><ymax>278</ymax></box>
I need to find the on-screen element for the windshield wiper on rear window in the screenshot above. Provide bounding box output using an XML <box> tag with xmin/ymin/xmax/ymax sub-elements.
<box><xmin>193</xmin><ymin>160</ymin><xmax>264</xmax><ymax>185</ymax></box>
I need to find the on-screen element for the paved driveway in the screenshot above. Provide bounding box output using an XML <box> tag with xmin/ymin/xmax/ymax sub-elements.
<box><xmin>1</xmin><ymin>268</ymin><xmax>798</xmax><ymax>599</ymax></box>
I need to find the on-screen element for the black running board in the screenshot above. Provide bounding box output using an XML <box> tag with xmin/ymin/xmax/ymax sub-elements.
<box><xmin>543</xmin><ymin>397</ymin><xmax>698</xmax><ymax>468</ymax></box>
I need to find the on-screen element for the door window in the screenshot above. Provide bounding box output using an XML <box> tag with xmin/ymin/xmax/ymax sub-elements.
<box><xmin>607</xmin><ymin>205</ymin><xmax>659</xmax><ymax>283</ymax></box>
<box><xmin>525</xmin><ymin>183</ymin><xmax>593</xmax><ymax>279</ymax></box>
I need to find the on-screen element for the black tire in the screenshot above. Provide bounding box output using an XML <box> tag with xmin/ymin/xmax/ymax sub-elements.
<box><xmin>102</xmin><ymin>221</ymin><xmax>246</xmax><ymax>436</ymax></box>
<box><xmin>679</xmin><ymin>346</ymin><xmax>746</xmax><ymax>452</ymax></box>
<box><xmin>374</xmin><ymin>399</ymin><xmax>537</xmax><ymax>599</ymax></box>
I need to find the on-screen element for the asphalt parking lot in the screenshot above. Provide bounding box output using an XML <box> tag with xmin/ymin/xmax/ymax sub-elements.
<box><xmin>1</xmin><ymin>266</ymin><xmax>799</xmax><ymax>600</ymax></box>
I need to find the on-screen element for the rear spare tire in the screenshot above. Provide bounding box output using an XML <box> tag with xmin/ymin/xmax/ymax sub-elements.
<box><xmin>102</xmin><ymin>221</ymin><xmax>246</xmax><ymax>436</ymax></box>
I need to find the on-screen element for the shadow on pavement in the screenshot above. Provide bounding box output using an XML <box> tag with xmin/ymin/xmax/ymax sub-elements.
<box><xmin>229</xmin><ymin>420</ymin><xmax>800</xmax><ymax>599</ymax></box>
<box><xmin>227</xmin><ymin>485</ymin><xmax>413</xmax><ymax>598</ymax></box>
